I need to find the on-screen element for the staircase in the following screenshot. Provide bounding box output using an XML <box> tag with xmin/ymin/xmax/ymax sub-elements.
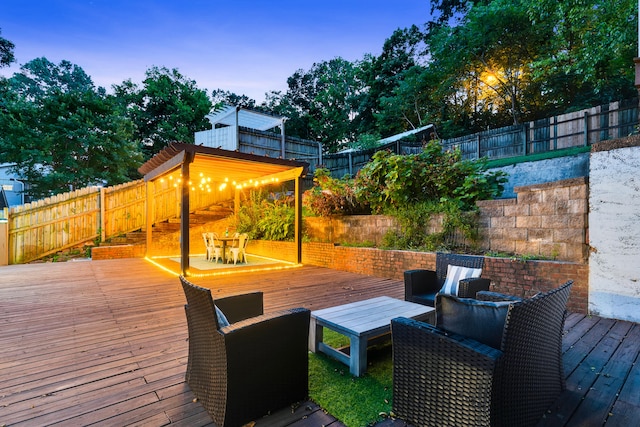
<box><xmin>101</xmin><ymin>202</ymin><xmax>234</xmax><ymax>250</ymax></box>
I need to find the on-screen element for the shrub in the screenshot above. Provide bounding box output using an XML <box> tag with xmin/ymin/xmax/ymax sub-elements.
<box><xmin>354</xmin><ymin>141</ymin><xmax>507</xmax><ymax>212</ymax></box>
<box><xmin>235</xmin><ymin>187</ymin><xmax>296</xmax><ymax>241</ymax></box>
<box><xmin>304</xmin><ymin>168</ymin><xmax>370</xmax><ymax>216</ymax></box>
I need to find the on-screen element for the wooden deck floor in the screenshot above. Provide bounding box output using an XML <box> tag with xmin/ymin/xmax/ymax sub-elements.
<box><xmin>1</xmin><ymin>258</ymin><xmax>639</xmax><ymax>426</ymax></box>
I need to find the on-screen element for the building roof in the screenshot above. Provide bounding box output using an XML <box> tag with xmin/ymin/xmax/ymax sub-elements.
<box><xmin>378</xmin><ymin>124</ymin><xmax>434</xmax><ymax>144</ymax></box>
<box><xmin>205</xmin><ymin>104</ymin><xmax>285</xmax><ymax>131</ymax></box>
<box><xmin>138</xmin><ymin>142</ymin><xmax>308</xmax><ymax>186</ymax></box>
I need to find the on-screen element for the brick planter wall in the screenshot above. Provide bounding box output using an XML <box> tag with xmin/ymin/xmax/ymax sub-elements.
<box><xmin>249</xmin><ymin>240</ymin><xmax>587</xmax><ymax>314</ymax></box>
<box><xmin>91</xmin><ymin>244</ymin><xmax>145</xmax><ymax>260</ymax></box>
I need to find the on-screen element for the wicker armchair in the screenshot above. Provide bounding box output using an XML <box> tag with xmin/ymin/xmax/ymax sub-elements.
<box><xmin>404</xmin><ymin>252</ymin><xmax>491</xmax><ymax>307</ymax></box>
<box><xmin>180</xmin><ymin>276</ymin><xmax>310</xmax><ymax>427</ymax></box>
<box><xmin>392</xmin><ymin>280</ymin><xmax>573</xmax><ymax>427</ymax></box>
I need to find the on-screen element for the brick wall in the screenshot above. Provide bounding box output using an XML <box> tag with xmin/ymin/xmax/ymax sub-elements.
<box><xmin>249</xmin><ymin>240</ymin><xmax>587</xmax><ymax>314</ymax></box>
<box><xmin>91</xmin><ymin>244</ymin><xmax>145</xmax><ymax>260</ymax></box>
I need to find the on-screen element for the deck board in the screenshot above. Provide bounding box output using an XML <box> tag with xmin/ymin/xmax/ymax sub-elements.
<box><xmin>0</xmin><ymin>258</ymin><xmax>638</xmax><ymax>426</ymax></box>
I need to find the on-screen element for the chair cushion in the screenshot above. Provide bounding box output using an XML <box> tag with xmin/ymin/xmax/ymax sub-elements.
<box><xmin>440</xmin><ymin>264</ymin><xmax>482</xmax><ymax>295</ymax></box>
<box><xmin>436</xmin><ymin>294</ymin><xmax>512</xmax><ymax>349</ymax></box>
<box><xmin>215</xmin><ymin>304</ymin><xmax>230</xmax><ymax>328</ymax></box>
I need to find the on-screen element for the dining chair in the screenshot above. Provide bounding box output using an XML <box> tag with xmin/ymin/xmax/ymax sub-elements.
<box><xmin>228</xmin><ymin>233</ymin><xmax>249</xmax><ymax>264</ymax></box>
<box><xmin>203</xmin><ymin>232</ymin><xmax>223</xmax><ymax>262</ymax></box>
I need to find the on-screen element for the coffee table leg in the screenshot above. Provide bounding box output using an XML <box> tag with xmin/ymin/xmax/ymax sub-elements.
<box><xmin>309</xmin><ymin>318</ymin><xmax>323</xmax><ymax>352</ymax></box>
<box><xmin>350</xmin><ymin>335</ymin><xmax>367</xmax><ymax>376</ymax></box>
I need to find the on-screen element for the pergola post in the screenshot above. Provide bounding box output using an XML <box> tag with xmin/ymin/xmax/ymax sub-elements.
<box><xmin>180</xmin><ymin>152</ymin><xmax>194</xmax><ymax>275</ymax></box>
<box><xmin>295</xmin><ymin>176</ymin><xmax>302</xmax><ymax>264</ymax></box>
<box><xmin>145</xmin><ymin>180</ymin><xmax>153</xmax><ymax>257</ymax></box>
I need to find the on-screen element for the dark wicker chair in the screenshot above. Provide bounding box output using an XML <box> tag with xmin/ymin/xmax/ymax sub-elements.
<box><xmin>180</xmin><ymin>276</ymin><xmax>310</xmax><ymax>427</ymax></box>
<box><xmin>404</xmin><ymin>252</ymin><xmax>491</xmax><ymax>307</ymax></box>
<box><xmin>392</xmin><ymin>280</ymin><xmax>573</xmax><ymax>427</ymax></box>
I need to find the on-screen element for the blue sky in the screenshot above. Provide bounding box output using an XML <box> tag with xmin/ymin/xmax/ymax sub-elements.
<box><xmin>1</xmin><ymin>0</ymin><xmax>431</xmax><ymax>103</ymax></box>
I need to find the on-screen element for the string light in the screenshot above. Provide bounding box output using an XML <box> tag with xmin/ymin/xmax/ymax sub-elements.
<box><xmin>161</xmin><ymin>171</ymin><xmax>285</xmax><ymax>193</ymax></box>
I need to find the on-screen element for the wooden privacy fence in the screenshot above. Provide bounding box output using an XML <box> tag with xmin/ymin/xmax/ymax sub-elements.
<box><xmin>320</xmin><ymin>98</ymin><xmax>638</xmax><ymax>177</ymax></box>
<box><xmin>6</xmin><ymin>179</ymin><xmax>229</xmax><ymax>264</ymax></box>
<box><xmin>441</xmin><ymin>99</ymin><xmax>638</xmax><ymax>160</ymax></box>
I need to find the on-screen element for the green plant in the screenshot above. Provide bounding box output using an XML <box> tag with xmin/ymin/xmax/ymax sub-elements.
<box><xmin>354</xmin><ymin>142</ymin><xmax>507</xmax><ymax>213</ymax></box>
<box><xmin>382</xmin><ymin>200</ymin><xmax>480</xmax><ymax>251</ymax></box>
<box><xmin>304</xmin><ymin>168</ymin><xmax>370</xmax><ymax>216</ymax></box>
<box><xmin>339</xmin><ymin>240</ymin><xmax>376</xmax><ymax>248</ymax></box>
<box><xmin>235</xmin><ymin>187</ymin><xmax>297</xmax><ymax>241</ymax></box>
<box><xmin>257</xmin><ymin>203</ymin><xmax>295</xmax><ymax>240</ymax></box>
<box><xmin>348</xmin><ymin>133</ymin><xmax>381</xmax><ymax>151</ymax></box>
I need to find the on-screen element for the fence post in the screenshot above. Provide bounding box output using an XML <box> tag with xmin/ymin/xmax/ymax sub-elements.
<box><xmin>583</xmin><ymin>111</ymin><xmax>589</xmax><ymax>146</ymax></box>
<box><xmin>0</xmin><ymin>209</ymin><xmax>7</xmax><ymax>266</ymax></box>
<box><xmin>523</xmin><ymin>123</ymin><xmax>529</xmax><ymax>155</ymax></box>
<box><xmin>476</xmin><ymin>134</ymin><xmax>481</xmax><ymax>159</ymax></box>
<box><xmin>553</xmin><ymin>116</ymin><xmax>558</xmax><ymax>150</ymax></box>
<box><xmin>100</xmin><ymin>187</ymin><xmax>106</xmax><ymax>242</ymax></box>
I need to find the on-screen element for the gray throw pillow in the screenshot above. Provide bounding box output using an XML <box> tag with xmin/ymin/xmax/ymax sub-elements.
<box><xmin>436</xmin><ymin>294</ymin><xmax>512</xmax><ymax>349</ymax></box>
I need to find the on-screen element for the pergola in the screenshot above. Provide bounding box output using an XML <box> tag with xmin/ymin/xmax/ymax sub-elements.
<box><xmin>138</xmin><ymin>142</ymin><xmax>309</xmax><ymax>276</ymax></box>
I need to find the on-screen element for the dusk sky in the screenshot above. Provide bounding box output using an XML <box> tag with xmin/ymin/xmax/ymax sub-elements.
<box><xmin>2</xmin><ymin>0</ymin><xmax>431</xmax><ymax>103</ymax></box>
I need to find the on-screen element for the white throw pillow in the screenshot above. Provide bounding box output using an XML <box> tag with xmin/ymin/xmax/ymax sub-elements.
<box><xmin>215</xmin><ymin>304</ymin><xmax>230</xmax><ymax>328</ymax></box>
<box><xmin>440</xmin><ymin>264</ymin><xmax>482</xmax><ymax>296</ymax></box>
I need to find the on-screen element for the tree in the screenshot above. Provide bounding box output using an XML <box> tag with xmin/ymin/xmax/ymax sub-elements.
<box><xmin>261</xmin><ymin>90</ymin><xmax>312</xmax><ymax>140</ymax></box>
<box><xmin>210</xmin><ymin>89</ymin><xmax>256</xmax><ymax>109</ymax></box>
<box><xmin>0</xmin><ymin>29</ymin><xmax>15</xmax><ymax>68</ymax></box>
<box><xmin>268</xmin><ymin>58</ymin><xmax>362</xmax><ymax>153</ymax></box>
<box><xmin>423</xmin><ymin>0</ymin><xmax>551</xmax><ymax>129</ymax></box>
<box><xmin>0</xmin><ymin>58</ymin><xmax>143</xmax><ymax>199</ymax></box>
<box><xmin>525</xmin><ymin>0</ymin><xmax>637</xmax><ymax>110</ymax></box>
<box><xmin>356</xmin><ymin>26</ymin><xmax>426</xmax><ymax>138</ymax></box>
<box><xmin>113</xmin><ymin>66</ymin><xmax>212</xmax><ymax>159</ymax></box>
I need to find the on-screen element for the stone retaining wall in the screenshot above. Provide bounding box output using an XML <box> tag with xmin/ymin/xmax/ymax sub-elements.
<box><xmin>477</xmin><ymin>177</ymin><xmax>589</xmax><ymax>262</ymax></box>
<box><xmin>304</xmin><ymin>177</ymin><xmax>589</xmax><ymax>263</ymax></box>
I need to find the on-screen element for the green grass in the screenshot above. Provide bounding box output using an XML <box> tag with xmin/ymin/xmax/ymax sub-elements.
<box><xmin>308</xmin><ymin>330</ymin><xmax>394</xmax><ymax>427</ymax></box>
<box><xmin>486</xmin><ymin>145</ymin><xmax>590</xmax><ymax>168</ymax></box>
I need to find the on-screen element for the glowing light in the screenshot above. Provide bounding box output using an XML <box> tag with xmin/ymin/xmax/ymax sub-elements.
<box><xmin>145</xmin><ymin>256</ymin><xmax>301</xmax><ymax>278</ymax></box>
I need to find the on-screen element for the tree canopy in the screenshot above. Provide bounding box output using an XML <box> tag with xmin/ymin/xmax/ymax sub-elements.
<box><xmin>0</xmin><ymin>29</ymin><xmax>15</xmax><ymax>68</ymax></box>
<box><xmin>0</xmin><ymin>0</ymin><xmax>636</xmax><ymax>199</ymax></box>
<box><xmin>0</xmin><ymin>58</ymin><xmax>143</xmax><ymax>199</ymax></box>
<box><xmin>112</xmin><ymin>66</ymin><xmax>212</xmax><ymax>159</ymax></box>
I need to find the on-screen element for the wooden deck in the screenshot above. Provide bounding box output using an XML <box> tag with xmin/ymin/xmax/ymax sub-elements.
<box><xmin>1</xmin><ymin>258</ymin><xmax>639</xmax><ymax>427</ymax></box>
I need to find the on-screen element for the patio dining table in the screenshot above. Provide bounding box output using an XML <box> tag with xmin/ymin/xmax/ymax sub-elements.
<box><xmin>215</xmin><ymin>235</ymin><xmax>237</xmax><ymax>263</ymax></box>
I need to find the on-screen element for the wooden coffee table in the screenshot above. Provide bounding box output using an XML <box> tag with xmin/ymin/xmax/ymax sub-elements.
<box><xmin>309</xmin><ymin>296</ymin><xmax>435</xmax><ymax>376</ymax></box>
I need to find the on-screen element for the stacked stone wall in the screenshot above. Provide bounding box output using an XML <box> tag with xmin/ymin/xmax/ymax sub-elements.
<box><xmin>477</xmin><ymin>177</ymin><xmax>589</xmax><ymax>262</ymax></box>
